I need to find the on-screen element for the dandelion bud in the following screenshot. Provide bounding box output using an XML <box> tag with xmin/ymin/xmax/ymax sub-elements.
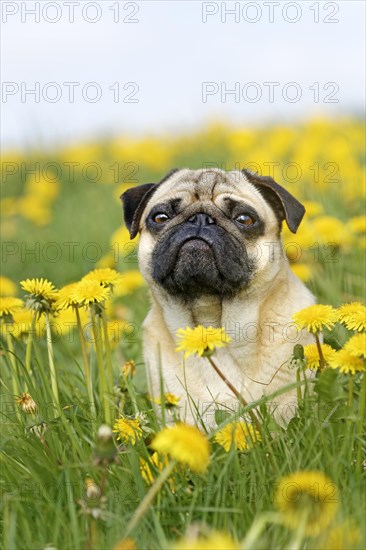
<box><xmin>94</xmin><ymin>424</ymin><xmax>118</xmax><ymax>465</ymax></box>
<box><xmin>85</xmin><ymin>478</ymin><xmax>101</xmax><ymax>501</ymax></box>
<box><xmin>122</xmin><ymin>360</ymin><xmax>136</xmax><ymax>378</ymax></box>
<box><xmin>29</xmin><ymin>422</ymin><xmax>48</xmax><ymax>438</ymax></box>
<box><xmin>97</xmin><ymin>424</ymin><xmax>113</xmax><ymax>443</ymax></box>
<box><xmin>293</xmin><ymin>344</ymin><xmax>304</xmax><ymax>360</ymax></box>
<box><xmin>16</xmin><ymin>393</ymin><xmax>38</xmax><ymax>414</ymax></box>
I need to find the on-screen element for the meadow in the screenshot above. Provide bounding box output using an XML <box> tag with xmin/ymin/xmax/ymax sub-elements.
<box><xmin>1</xmin><ymin>117</ymin><xmax>365</xmax><ymax>550</ymax></box>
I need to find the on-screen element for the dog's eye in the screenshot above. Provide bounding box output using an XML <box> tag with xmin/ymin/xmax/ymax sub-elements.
<box><xmin>235</xmin><ymin>214</ymin><xmax>255</xmax><ymax>227</ymax></box>
<box><xmin>153</xmin><ymin>213</ymin><xmax>170</xmax><ymax>224</ymax></box>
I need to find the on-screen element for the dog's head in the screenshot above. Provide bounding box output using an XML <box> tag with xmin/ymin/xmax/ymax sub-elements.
<box><xmin>121</xmin><ymin>168</ymin><xmax>305</xmax><ymax>300</ymax></box>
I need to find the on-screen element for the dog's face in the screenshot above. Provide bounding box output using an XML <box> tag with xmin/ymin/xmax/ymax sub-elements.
<box><xmin>122</xmin><ymin>169</ymin><xmax>305</xmax><ymax>301</ymax></box>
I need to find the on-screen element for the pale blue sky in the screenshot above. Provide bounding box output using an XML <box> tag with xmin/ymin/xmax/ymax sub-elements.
<box><xmin>1</xmin><ymin>0</ymin><xmax>365</xmax><ymax>149</ymax></box>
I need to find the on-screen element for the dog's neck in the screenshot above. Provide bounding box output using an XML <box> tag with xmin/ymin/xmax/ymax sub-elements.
<box><xmin>149</xmin><ymin>291</ymin><xmax>221</xmax><ymax>340</ymax></box>
<box><xmin>149</xmin><ymin>261</ymin><xmax>289</xmax><ymax>345</ymax></box>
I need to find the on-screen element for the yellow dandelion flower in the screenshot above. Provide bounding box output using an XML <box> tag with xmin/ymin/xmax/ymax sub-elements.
<box><xmin>26</xmin><ymin>176</ymin><xmax>60</xmax><ymax>202</ymax></box>
<box><xmin>112</xmin><ymin>416</ymin><xmax>142</xmax><ymax>445</ymax></box>
<box><xmin>312</xmin><ymin>216</ymin><xmax>353</xmax><ymax>247</ymax></box>
<box><xmin>113</xmin><ymin>271</ymin><xmax>145</xmax><ymax>296</ymax></box>
<box><xmin>1</xmin><ymin>197</ymin><xmax>18</xmax><ymax>217</ymax></box>
<box><xmin>328</xmin><ymin>349</ymin><xmax>365</xmax><ymax>375</ymax></box>
<box><xmin>82</xmin><ymin>268</ymin><xmax>121</xmax><ymax>288</ymax></box>
<box><xmin>283</xmin><ymin>220</ymin><xmax>316</xmax><ymax>251</ymax></box>
<box><xmin>293</xmin><ymin>304</ymin><xmax>338</xmax><ymax>333</ymax></box>
<box><xmin>0</xmin><ymin>276</ymin><xmax>17</xmax><ymax>296</ymax></box>
<box><xmin>140</xmin><ymin>452</ymin><xmax>161</xmax><ymax>485</ymax></box>
<box><xmin>113</xmin><ymin>538</ymin><xmax>136</xmax><ymax>550</ymax></box>
<box><xmin>111</xmin><ymin>226</ymin><xmax>139</xmax><ymax>254</ymax></box>
<box><xmin>20</xmin><ymin>278</ymin><xmax>58</xmax><ymax>314</ymax></box>
<box><xmin>214</xmin><ymin>421</ymin><xmax>261</xmax><ymax>452</ymax></box>
<box><xmin>290</xmin><ymin>263</ymin><xmax>314</xmax><ymax>282</ymax></box>
<box><xmin>54</xmin><ymin>283</ymin><xmax>78</xmax><ymax>310</ymax></box>
<box><xmin>173</xmin><ymin>532</ymin><xmax>239</xmax><ymax>550</ymax></box>
<box><xmin>18</xmin><ymin>195</ymin><xmax>51</xmax><ymax>226</ymax></box>
<box><xmin>4</xmin><ymin>308</ymin><xmax>45</xmax><ymax>339</ymax></box>
<box><xmin>176</xmin><ymin>325</ymin><xmax>232</xmax><ymax>359</ymax></box>
<box><xmin>337</xmin><ymin>302</ymin><xmax>366</xmax><ymax>332</ymax></box>
<box><xmin>71</xmin><ymin>279</ymin><xmax>110</xmax><ymax>307</ymax></box>
<box><xmin>122</xmin><ymin>360</ymin><xmax>136</xmax><ymax>378</ymax></box>
<box><xmin>348</xmin><ymin>215</ymin><xmax>366</xmax><ymax>234</ymax></box>
<box><xmin>302</xmin><ymin>200</ymin><xmax>324</xmax><ymax>218</ymax></box>
<box><xmin>110</xmin><ymin>137</ymin><xmax>171</xmax><ymax>172</ymax></box>
<box><xmin>303</xmin><ymin>343</ymin><xmax>338</xmax><ymax>370</ymax></box>
<box><xmin>139</xmin><ymin>452</ymin><xmax>173</xmax><ymax>488</ymax></box>
<box><xmin>318</xmin><ymin>521</ymin><xmax>361</xmax><ymax>550</ymax></box>
<box><xmin>58</xmin><ymin>142</ymin><xmax>101</xmax><ymax>165</ymax></box>
<box><xmin>0</xmin><ymin>297</ymin><xmax>24</xmax><ymax>317</ymax></box>
<box><xmin>16</xmin><ymin>393</ymin><xmax>38</xmax><ymax>414</ymax></box>
<box><xmin>51</xmin><ymin>307</ymin><xmax>89</xmax><ymax>336</ymax></box>
<box><xmin>20</xmin><ymin>278</ymin><xmax>59</xmax><ymax>302</ymax></box>
<box><xmin>152</xmin><ymin>393</ymin><xmax>180</xmax><ymax>408</ymax></box>
<box><xmin>359</xmin><ymin>234</ymin><xmax>366</xmax><ymax>249</ymax></box>
<box><xmin>151</xmin><ymin>423</ymin><xmax>210</xmax><ymax>473</ymax></box>
<box><xmin>343</xmin><ymin>333</ymin><xmax>366</xmax><ymax>358</ymax></box>
<box><xmin>275</xmin><ymin>470</ymin><xmax>339</xmax><ymax>537</ymax></box>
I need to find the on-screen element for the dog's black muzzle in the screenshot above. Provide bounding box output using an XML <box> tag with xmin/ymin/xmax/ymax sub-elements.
<box><xmin>151</xmin><ymin>212</ymin><xmax>253</xmax><ymax>300</ymax></box>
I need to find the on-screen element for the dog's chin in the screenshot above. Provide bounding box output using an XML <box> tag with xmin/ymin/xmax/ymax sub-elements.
<box><xmin>152</xmin><ymin>236</ymin><xmax>253</xmax><ymax>301</ymax></box>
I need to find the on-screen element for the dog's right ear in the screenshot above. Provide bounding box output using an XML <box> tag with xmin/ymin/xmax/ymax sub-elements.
<box><xmin>121</xmin><ymin>183</ymin><xmax>157</xmax><ymax>239</ymax></box>
<box><xmin>121</xmin><ymin>168</ymin><xmax>181</xmax><ymax>239</ymax></box>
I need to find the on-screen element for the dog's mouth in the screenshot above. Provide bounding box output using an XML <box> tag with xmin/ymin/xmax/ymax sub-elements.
<box><xmin>151</xmin><ymin>224</ymin><xmax>254</xmax><ymax>300</ymax></box>
<box><xmin>179</xmin><ymin>236</ymin><xmax>212</xmax><ymax>249</ymax></box>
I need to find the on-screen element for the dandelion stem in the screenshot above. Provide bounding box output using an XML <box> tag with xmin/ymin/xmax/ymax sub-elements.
<box><xmin>75</xmin><ymin>307</ymin><xmax>95</xmax><ymax>418</ymax></box>
<box><xmin>314</xmin><ymin>332</ymin><xmax>325</xmax><ymax>370</ymax></box>
<box><xmin>242</xmin><ymin>512</ymin><xmax>284</xmax><ymax>548</ymax></box>
<box><xmin>124</xmin><ymin>461</ymin><xmax>175</xmax><ymax>537</ymax></box>
<box><xmin>356</xmin><ymin>374</ymin><xmax>366</xmax><ymax>472</ymax></box>
<box><xmin>348</xmin><ymin>375</ymin><xmax>354</xmax><ymax>411</ymax></box>
<box><xmin>285</xmin><ymin>510</ymin><xmax>308</xmax><ymax>550</ymax></box>
<box><xmin>6</xmin><ymin>332</ymin><xmax>21</xmax><ymax>420</ymax></box>
<box><xmin>207</xmin><ymin>356</ymin><xmax>262</xmax><ymax>434</ymax></box>
<box><xmin>90</xmin><ymin>308</ymin><xmax>111</xmax><ymax>425</ymax></box>
<box><xmin>45</xmin><ymin>312</ymin><xmax>60</xmax><ymax>411</ymax></box>
<box><xmin>25</xmin><ymin>312</ymin><xmax>37</xmax><ymax>375</ymax></box>
<box><xmin>101</xmin><ymin>309</ymin><xmax>114</xmax><ymax>406</ymax></box>
<box><xmin>296</xmin><ymin>367</ymin><xmax>302</xmax><ymax>404</ymax></box>
<box><xmin>86</xmin><ymin>518</ymin><xmax>98</xmax><ymax>550</ymax></box>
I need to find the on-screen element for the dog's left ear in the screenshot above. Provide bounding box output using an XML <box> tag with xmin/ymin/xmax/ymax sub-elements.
<box><xmin>121</xmin><ymin>183</ymin><xmax>157</xmax><ymax>239</ymax></box>
<box><xmin>243</xmin><ymin>170</ymin><xmax>305</xmax><ymax>233</ymax></box>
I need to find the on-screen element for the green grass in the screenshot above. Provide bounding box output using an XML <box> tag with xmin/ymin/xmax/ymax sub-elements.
<box><xmin>1</xmin><ymin>349</ymin><xmax>365</xmax><ymax>549</ymax></box>
<box><xmin>1</xmin><ymin>120</ymin><xmax>366</xmax><ymax>549</ymax></box>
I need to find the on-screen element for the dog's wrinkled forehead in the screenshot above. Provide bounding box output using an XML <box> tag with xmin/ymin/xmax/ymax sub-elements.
<box><xmin>149</xmin><ymin>168</ymin><xmax>263</xmax><ymax>207</ymax></box>
<box><xmin>175</xmin><ymin>168</ymin><xmax>233</xmax><ymax>195</ymax></box>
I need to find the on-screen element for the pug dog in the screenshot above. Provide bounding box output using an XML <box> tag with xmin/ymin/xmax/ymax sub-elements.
<box><xmin>121</xmin><ymin>168</ymin><xmax>315</xmax><ymax>425</ymax></box>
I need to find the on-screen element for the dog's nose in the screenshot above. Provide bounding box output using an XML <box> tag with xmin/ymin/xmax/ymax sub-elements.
<box><xmin>188</xmin><ymin>213</ymin><xmax>215</xmax><ymax>226</ymax></box>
